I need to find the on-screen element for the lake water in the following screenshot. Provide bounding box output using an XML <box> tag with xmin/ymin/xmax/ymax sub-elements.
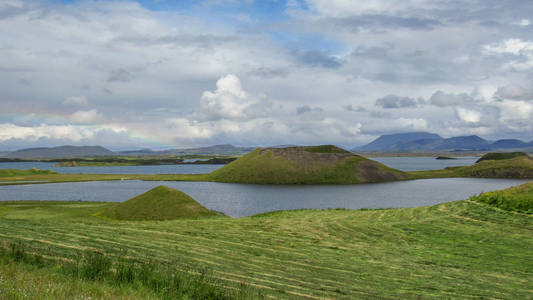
<box><xmin>0</xmin><ymin>178</ymin><xmax>527</xmax><ymax>217</ymax></box>
<box><xmin>0</xmin><ymin>156</ymin><xmax>478</xmax><ymax>174</ymax></box>
<box><xmin>0</xmin><ymin>162</ymin><xmax>222</xmax><ymax>174</ymax></box>
<box><xmin>370</xmin><ymin>156</ymin><xmax>479</xmax><ymax>171</ymax></box>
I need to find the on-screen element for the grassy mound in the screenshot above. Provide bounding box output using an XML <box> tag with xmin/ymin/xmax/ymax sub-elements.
<box><xmin>208</xmin><ymin>145</ymin><xmax>408</xmax><ymax>184</ymax></box>
<box><xmin>470</xmin><ymin>181</ymin><xmax>533</xmax><ymax>214</ymax></box>
<box><xmin>457</xmin><ymin>155</ymin><xmax>533</xmax><ymax>179</ymax></box>
<box><xmin>0</xmin><ymin>168</ymin><xmax>56</xmax><ymax>177</ymax></box>
<box><xmin>476</xmin><ymin>152</ymin><xmax>530</xmax><ymax>163</ymax></box>
<box><xmin>101</xmin><ymin>186</ymin><xmax>220</xmax><ymax>220</ymax></box>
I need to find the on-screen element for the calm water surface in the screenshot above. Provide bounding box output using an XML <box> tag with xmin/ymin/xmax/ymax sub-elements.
<box><xmin>0</xmin><ymin>156</ymin><xmax>478</xmax><ymax>173</ymax></box>
<box><xmin>371</xmin><ymin>156</ymin><xmax>479</xmax><ymax>171</ymax></box>
<box><xmin>0</xmin><ymin>162</ymin><xmax>222</xmax><ymax>174</ymax></box>
<box><xmin>0</xmin><ymin>178</ymin><xmax>527</xmax><ymax>217</ymax></box>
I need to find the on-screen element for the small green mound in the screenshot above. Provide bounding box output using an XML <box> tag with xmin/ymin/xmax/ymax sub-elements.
<box><xmin>470</xmin><ymin>181</ymin><xmax>533</xmax><ymax>214</ymax></box>
<box><xmin>0</xmin><ymin>168</ymin><xmax>56</xmax><ymax>177</ymax></box>
<box><xmin>101</xmin><ymin>186</ymin><xmax>221</xmax><ymax>220</ymax></box>
<box><xmin>476</xmin><ymin>152</ymin><xmax>529</xmax><ymax>163</ymax></box>
<box><xmin>208</xmin><ymin>146</ymin><xmax>407</xmax><ymax>184</ymax></box>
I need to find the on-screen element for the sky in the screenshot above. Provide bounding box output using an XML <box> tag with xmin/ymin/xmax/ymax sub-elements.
<box><xmin>1</xmin><ymin>0</ymin><xmax>533</xmax><ymax>150</ymax></box>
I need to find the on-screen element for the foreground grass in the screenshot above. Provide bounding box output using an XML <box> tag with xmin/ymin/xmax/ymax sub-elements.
<box><xmin>0</xmin><ymin>185</ymin><xmax>532</xmax><ymax>299</ymax></box>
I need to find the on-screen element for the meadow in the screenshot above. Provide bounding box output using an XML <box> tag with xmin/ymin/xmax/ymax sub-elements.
<box><xmin>0</xmin><ymin>181</ymin><xmax>532</xmax><ymax>299</ymax></box>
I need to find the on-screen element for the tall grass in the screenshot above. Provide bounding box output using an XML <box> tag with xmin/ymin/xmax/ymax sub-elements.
<box><xmin>0</xmin><ymin>242</ymin><xmax>260</xmax><ymax>299</ymax></box>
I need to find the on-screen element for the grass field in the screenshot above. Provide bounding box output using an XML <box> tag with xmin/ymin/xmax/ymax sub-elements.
<box><xmin>0</xmin><ymin>181</ymin><xmax>532</xmax><ymax>299</ymax></box>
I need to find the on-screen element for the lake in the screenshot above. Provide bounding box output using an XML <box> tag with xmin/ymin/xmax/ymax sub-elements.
<box><xmin>0</xmin><ymin>178</ymin><xmax>527</xmax><ymax>217</ymax></box>
<box><xmin>0</xmin><ymin>156</ymin><xmax>479</xmax><ymax>174</ymax></box>
<box><xmin>0</xmin><ymin>162</ymin><xmax>222</xmax><ymax>174</ymax></box>
<box><xmin>370</xmin><ymin>156</ymin><xmax>479</xmax><ymax>171</ymax></box>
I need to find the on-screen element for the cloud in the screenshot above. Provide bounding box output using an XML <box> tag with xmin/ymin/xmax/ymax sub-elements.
<box><xmin>456</xmin><ymin>107</ymin><xmax>481</xmax><ymax>123</ymax></box>
<box><xmin>0</xmin><ymin>123</ymin><xmax>124</xmax><ymax>142</ymax></box>
<box><xmin>108</xmin><ymin>69</ymin><xmax>133</xmax><ymax>83</ymax></box>
<box><xmin>63</xmin><ymin>96</ymin><xmax>88</xmax><ymax>106</ymax></box>
<box><xmin>429</xmin><ymin>91</ymin><xmax>474</xmax><ymax>107</ymax></box>
<box><xmin>199</xmin><ymin>74</ymin><xmax>262</xmax><ymax>121</ymax></box>
<box><xmin>494</xmin><ymin>84</ymin><xmax>533</xmax><ymax>100</ymax></box>
<box><xmin>375</xmin><ymin>94</ymin><xmax>422</xmax><ymax>109</ymax></box>
<box><xmin>293</xmin><ymin>50</ymin><xmax>343</xmax><ymax>69</ymax></box>
<box><xmin>70</xmin><ymin>110</ymin><xmax>103</xmax><ymax>124</ymax></box>
<box><xmin>483</xmin><ymin>38</ymin><xmax>533</xmax><ymax>70</ymax></box>
<box><xmin>296</xmin><ymin>105</ymin><xmax>323</xmax><ymax>114</ymax></box>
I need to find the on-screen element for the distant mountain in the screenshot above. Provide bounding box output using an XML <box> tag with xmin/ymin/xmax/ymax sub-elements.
<box><xmin>355</xmin><ymin>133</ymin><xmax>533</xmax><ymax>153</ymax></box>
<box><xmin>168</xmin><ymin>144</ymin><xmax>255</xmax><ymax>155</ymax></box>
<box><xmin>119</xmin><ymin>144</ymin><xmax>254</xmax><ymax>156</ymax></box>
<box><xmin>3</xmin><ymin>146</ymin><xmax>115</xmax><ymax>159</ymax></box>
<box><xmin>355</xmin><ymin>132</ymin><xmax>442</xmax><ymax>151</ymax></box>
<box><xmin>489</xmin><ymin>139</ymin><xmax>532</xmax><ymax>150</ymax></box>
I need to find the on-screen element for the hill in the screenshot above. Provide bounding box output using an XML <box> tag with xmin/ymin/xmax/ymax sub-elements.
<box><xmin>3</xmin><ymin>145</ymin><xmax>115</xmax><ymax>159</ymax></box>
<box><xmin>208</xmin><ymin>145</ymin><xmax>408</xmax><ymax>184</ymax></box>
<box><xmin>100</xmin><ymin>186</ymin><xmax>220</xmax><ymax>220</ymax></box>
<box><xmin>476</xmin><ymin>152</ymin><xmax>530</xmax><ymax>163</ymax></box>
<box><xmin>119</xmin><ymin>144</ymin><xmax>254</xmax><ymax>156</ymax></box>
<box><xmin>355</xmin><ymin>132</ymin><xmax>441</xmax><ymax>151</ymax></box>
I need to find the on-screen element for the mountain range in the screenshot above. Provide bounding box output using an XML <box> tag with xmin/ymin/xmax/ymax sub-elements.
<box><xmin>354</xmin><ymin>132</ymin><xmax>533</xmax><ymax>153</ymax></box>
<box><xmin>0</xmin><ymin>144</ymin><xmax>254</xmax><ymax>159</ymax></box>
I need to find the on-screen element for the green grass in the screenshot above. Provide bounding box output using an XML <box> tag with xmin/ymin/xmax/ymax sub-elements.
<box><xmin>0</xmin><ymin>168</ymin><xmax>56</xmax><ymax>177</ymax></box>
<box><xmin>470</xmin><ymin>181</ymin><xmax>533</xmax><ymax>214</ymax></box>
<box><xmin>410</xmin><ymin>156</ymin><xmax>533</xmax><ymax>180</ymax></box>
<box><xmin>476</xmin><ymin>152</ymin><xmax>530</xmax><ymax>163</ymax></box>
<box><xmin>209</xmin><ymin>147</ymin><xmax>407</xmax><ymax>184</ymax></box>
<box><xmin>100</xmin><ymin>186</ymin><xmax>222</xmax><ymax>220</ymax></box>
<box><xmin>0</xmin><ymin>182</ymin><xmax>532</xmax><ymax>299</ymax></box>
<box><xmin>0</xmin><ymin>242</ymin><xmax>258</xmax><ymax>299</ymax></box>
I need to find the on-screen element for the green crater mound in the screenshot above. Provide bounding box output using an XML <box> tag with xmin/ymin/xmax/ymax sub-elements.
<box><xmin>476</xmin><ymin>152</ymin><xmax>530</xmax><ymax>163</ymax></box>
<box><xmin>208</xmin><ymin>145</ymin><xmax>408</xmax><ymax>184</ymax></box>
<box><xmin>458</xmin><ymin>154</ymin><xmax>533</xmax><ymax>179</ymax></box>
<box><xmin>101</xmin><ymin>186</ymin><xmax>221</xmax><ymax>220</ymax></box>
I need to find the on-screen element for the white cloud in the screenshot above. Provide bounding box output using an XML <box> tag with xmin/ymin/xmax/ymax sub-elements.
<box><xmin>514</xmin><ymin>19</ymin><xmax>530</xmax><ymax>26</ymax></box>
<box><xmin>0</xmin><ymin>123</ymin><xmax>111</xmax><ymax>142</ymax></box>
<box><xmin>165</xmin><ymin>118</ymin><xmax>214</xmax><ymax>139</ymax></box>
<box><xmin>456</xmin><ymin>108</ymin><xmax>481</xmax><ymax>123</ymax></box>
<box><xmin>303</xmin><ymin>0</ymin><xmax>438</xmax><ymax>17</ymax></box>
<box><xmin>483</xmin><ymin>39</ymin><xmax>533</xmax><ymax>55</ymax></box>
<box><xmin>63</xmin><ymin>96</ymin><xmax>88</xmax><ymax>106</ymax></box>
<box><xmin>200</xmin><ymin>74</ymin><xmax>261</xmax><ymax>120</ymax></box>
<box><xmin>70</xmin><ymin>110</ymin><xmax>103</xmax><ymax>124</ymax></box>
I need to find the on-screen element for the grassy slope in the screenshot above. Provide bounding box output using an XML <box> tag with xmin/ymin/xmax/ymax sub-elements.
<box><xmin>0</xmin><ymin>186</ymin><xmax>532</xmax><ymax>299</ymax></box>
<box><xmin>209</xmin><ymin>147</ymin><xmax>407</xmax><ymax>184</ymax></box>
<box><xmin>471</xmin><ymin>181</ymin><xmax>533</xmax><ymax>213</ymax></box>
<box><xmin>476</xmin><ymin>152</ymin><xmax>529</xmax><ymax>163</ymax></box>
<box><xmin>100</xmin><ymin>186</ymin><xmax>221</xmax><ymax>220</ymax></box>
<box><xmin>0</xmin><ymin>168</ymin><xmax>56</xmax><ymax>177</ymax></box>
<box><xmin>410</xmin><ymin>156</ymin><xmax>533</xmax><ymax>179</ymax></box>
